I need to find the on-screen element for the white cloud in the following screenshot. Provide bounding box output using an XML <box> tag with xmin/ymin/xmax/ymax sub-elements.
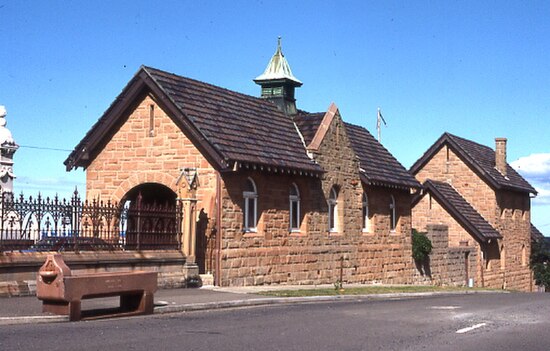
<box><xmin>512</xmin><ymin>153</ymin><xmax>550</xmax><ymax>206</ymax></box>
<box><xmin>511</xmin><ymin>153</ymin><xmax>550</xmax><ymax>177</ymax></box>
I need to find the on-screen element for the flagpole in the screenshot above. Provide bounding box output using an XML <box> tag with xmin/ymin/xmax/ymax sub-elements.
<box><xmin>377</xmin><ymin>107</ymin><xmax>381</xmax><ymax>142</ymax></box>
<box><xmin>377</xmin><ymin>107</ymin><xmax>387</xmax><ymax>142</ymax></box>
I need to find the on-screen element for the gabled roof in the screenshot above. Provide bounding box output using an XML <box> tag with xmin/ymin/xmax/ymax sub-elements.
<box><xmin>65</xmin><ymin>66</ymin><xmax>322</xmax><ymax>175</ymax></box>
<box><xmin>413</xmin><ymin>180</ymin><xmax>502</xmax><ymax>243</ymax></box>
<box><xmin>410</xmin><ymin>132</ymin><xmax>537</xmax><ymax>194</ymax></box>
<box><xmin>294</xmin><ymin>110</ymin><xmax>420</xmax><ymax>189</ymax></box>
<box><xmin>302</xmin><ymin>103</ymin><xmax>339</xmax><ymax>152</ymax></box>
<box><xmin>294</xmin><ymin>111</ymin><xmax>324</xmax><ymax>145</ymax></box>
<box><xmin>346</xmin><ymin>123</ymin><xmax>421</xmax><ymax>189</ymax></box>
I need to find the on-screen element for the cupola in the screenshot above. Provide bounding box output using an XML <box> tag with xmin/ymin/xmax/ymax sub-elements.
<box><xmin>254</xmin><ymin>37</ymin><xmax>302</xmax><ymax>116</ymax></box>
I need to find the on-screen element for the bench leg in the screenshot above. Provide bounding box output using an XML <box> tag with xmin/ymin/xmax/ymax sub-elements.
<box><xmin>42</xmin><ymin>300</ymin><xmax>70</xmax><ymax>315</ymax></box>
<box><xmin>68</xmin><ymin>300</ymin><xmax>82</xmax><ymax>322</ymax></box>
<box><xmin>42</xmin><ymin>300</ymin><xmax>82</xmax><ymax>321</ymax></box>
<box><xmin>120</xmin><ymin>292</ymin><xmax>154</xmax><ymax>314</ymax></box>
<box><xmin>141</xmin><ymin>292</ymin><xmax>154</xmax><ymax>314</ymax></box>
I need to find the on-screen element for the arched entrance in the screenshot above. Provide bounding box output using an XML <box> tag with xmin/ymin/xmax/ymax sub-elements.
<box><xmin>121</xmin><ymin>183</ymin><xmax>181</xmax><ymax>250</ymax></box>
<box><xmin>122</xmin><ymin>183</ymin><xmax>177</xmax><ymax>207</ymax></box>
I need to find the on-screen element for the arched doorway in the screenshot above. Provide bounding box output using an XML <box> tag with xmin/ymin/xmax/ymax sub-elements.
<box><xmin>122</xmin><ymin>183</ymin><xmax>177</xmax><ymax>207</ymax></box>
<box><xmin>121</xmin><ymin>183</ymin><xmax>181</xmax><ymax>250</ymax></box>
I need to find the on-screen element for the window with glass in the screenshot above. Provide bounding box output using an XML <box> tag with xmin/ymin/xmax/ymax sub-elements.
<box><xmin>243</xmin><ymin>178</ymin><xmax>258</xmax><ymax>232</ymax></box>
<box><xmin>328</xmin><ymin>187</ymin><xmax>339</xmax><ymax>232</ymax></box>
<box><xmin>362</xmin><ymin>192</ymin><xmax>371</xmax><ymax>232</ymax></box>
<box><xmin>390</xmin><ymin>195</ymin><xmax>396</xmax><ymax>231</ymax></box>
<box><xmin>289</xmin><ymin>183</ymin><xmax>301</xmax><ymax>232</ymax></box>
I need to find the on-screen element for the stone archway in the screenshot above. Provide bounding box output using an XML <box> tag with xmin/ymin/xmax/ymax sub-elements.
<box><xmin>121</xmin><ymin>183</ymin><xmax>181</xmax><ymax>250</ymax></box>
<box><xmin>121</xmin><ymin>183</ymin><xmax>177</xmax><ymax>208</ymax></box>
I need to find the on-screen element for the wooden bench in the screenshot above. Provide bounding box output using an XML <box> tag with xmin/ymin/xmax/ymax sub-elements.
<box><xmin>36</xmin><ymin>254</ymin><xmax>158</xmax><ymax>321</ymax></box>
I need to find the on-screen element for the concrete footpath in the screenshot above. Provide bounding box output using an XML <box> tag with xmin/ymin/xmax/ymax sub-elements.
<box><xmin>0</xmin><ymin>284</ymin><xmax>497</xmax><ymax>325</ymax></box>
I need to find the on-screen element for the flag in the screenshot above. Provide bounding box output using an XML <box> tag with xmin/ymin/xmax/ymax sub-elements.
<box><xmin>378</xmin><ymin>108</ymin><xmax>387</xmax><ymax>126</ymax></box>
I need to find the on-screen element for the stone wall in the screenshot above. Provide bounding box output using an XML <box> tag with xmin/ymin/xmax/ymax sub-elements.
<box><xmin>495</xmin><ymin>190</ymin><xmax>532</xmax><ymax>291</ymax></box>
<box><xmin>86</xmin><ymin>94</ymin><xmax>218</xmax><ymax>210</ymax></box>
<box><xmin>412</xmin><ymin>190</ymin><xmax>474</xmax><ymax>247</ymax></box>
<box><xmin>414</xmin><ymin>225</ymin><xmax>476</xmax><ymax>287</ymax></box>
<box><xmin>84</xmin><ymin>94</ymin><xmax>220</xmax><ymax>274</ymax></box>
<box><xmin>215</xmin><ymin>112</ymin><xmax>415</xmax><ymax>286</ymax></box>
<box><xmin>413</xmin><ymin>144</ymin><xmax>533</xmax><ymax>291</ymax></box>
<box><xmin>0</xmin><ymin>251</ymin><xmax>188</xmax><ymax>297</ymax></box>
<box><xmin>414</xmin><ymin>145</ymin><xmax>497</xmax><ymax>224</ymax></box>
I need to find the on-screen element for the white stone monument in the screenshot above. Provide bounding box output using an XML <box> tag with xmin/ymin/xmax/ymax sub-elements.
<box><xmin>0</xmin><ymin>106</ymin><xmax>18</xmax><ymax>194</ymax></box>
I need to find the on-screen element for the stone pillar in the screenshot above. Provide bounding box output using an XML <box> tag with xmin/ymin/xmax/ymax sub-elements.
<box><xmin>0</xmin><ymin>106</ymin><xmax>18</xmax><ymax>194</ymax></box>
<box><xmin>176</xmin><ymin>168</ymin><xmax>200</xmax><ymax>281</ymax></box>
<box><xmin>181</xmin><ymin>198</ymin><xmax>198</xmax><ymax>262</ymax></box>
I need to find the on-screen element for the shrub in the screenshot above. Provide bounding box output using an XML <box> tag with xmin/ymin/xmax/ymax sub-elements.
<box><xmin>412</xmin><ymin>229</ymin><xmax>433</xmax><ymax>262</ymax></box>
<box><xmin>531</xmin><ymin>239</ymin><xmax>550</xmax><ymax>290</ymax></box>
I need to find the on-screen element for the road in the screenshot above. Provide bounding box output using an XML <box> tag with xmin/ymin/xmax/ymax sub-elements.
<box><xmin>1</xmin><ymin>292</ymin><xmax>549</xmax><ymax>351</ymax></box>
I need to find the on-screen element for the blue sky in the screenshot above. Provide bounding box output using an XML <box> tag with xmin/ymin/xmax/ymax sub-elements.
<box><xmin>1</xmin><ymin>1</ymin><xmax>549</xmax><ymax>235</ymax></box>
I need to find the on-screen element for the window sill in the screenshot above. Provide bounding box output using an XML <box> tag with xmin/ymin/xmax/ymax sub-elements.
<box><xmin>389</xmin><ymin>230</ymin><xmax>399</xmax><ymax>235</ymax></box>
<box><xmin>329</xmin><ymin>230</ymin><xmax>343</xmax><ymax>236</ymax></box>
<box><xmin>362</xmin><ymin>229</ymin><xmax>374</xmax><ymax>235</ymax></box>
<box><xmin>242</xmin><ymin>229</ymin><xmax>262</xmax><ymax>237</ymax></box>
<box><xmin>289</xmin><ymin>230</ymin><xmax>305</xmax><ymax>237</ymax></box>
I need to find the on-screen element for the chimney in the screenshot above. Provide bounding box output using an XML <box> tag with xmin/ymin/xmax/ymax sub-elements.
<box><xmin>495</xmin><ymin>137</ymin><xmax>507</xmax><ymax>176</ymax></box>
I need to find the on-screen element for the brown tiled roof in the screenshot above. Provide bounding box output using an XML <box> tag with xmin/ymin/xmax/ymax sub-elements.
<box><xmin>345</xmin><ymin>123</ymin><xmax>421</xmax><ymax>189</ymax></box>
<box><xmin>293</xmin><ymin>111</ymin><xmax>325</xmax><ymax>145</ymax></box>
<box><xmin>410</xmin><ymin>132</ymin><xmax>536</xmax><ymax>194</ymax></box>
<box><xmin>293</xmin><ymin>112</ymin><xmax>420</xmax><ymax>189</ymax></box>
<box><xmin>414</xmin><ymin>180</ymin><xmax>502</xmax><ymax>243</ymax></box>
<box><xmin>65</xmin><ymin>66</ymin><xmax>322</xmax><ymax>174</ymax></box>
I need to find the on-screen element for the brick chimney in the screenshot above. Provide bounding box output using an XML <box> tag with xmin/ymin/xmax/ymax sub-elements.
<box><xmin>495</xmin><ymin>137</ymin><xmax>507</xmax><ymax>176</ymax></box>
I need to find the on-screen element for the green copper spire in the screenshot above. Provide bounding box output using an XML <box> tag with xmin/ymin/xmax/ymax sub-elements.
<box><xmin>254</xmin><ymin>37</ymin><xmax>302</xmax><ymax>116</ymax></box>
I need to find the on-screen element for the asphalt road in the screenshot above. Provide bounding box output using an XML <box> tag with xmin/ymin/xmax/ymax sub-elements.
<box><xmin>1</xmin><ymin>292</ymin><xmax>549</xmax><ymax>351</ymax></box>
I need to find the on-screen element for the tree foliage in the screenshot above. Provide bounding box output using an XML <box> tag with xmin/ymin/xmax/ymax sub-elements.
<box><xmin>531</xmin><ymin>239</ymin><xmax>550</xmax><ymax>290</ymax></box>
<box><xmin>412</xmin><ymin>229</ymin><xmax>433</xmax><ymax>262</ymax></box>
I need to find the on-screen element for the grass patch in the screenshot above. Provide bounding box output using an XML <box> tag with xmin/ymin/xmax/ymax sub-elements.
<box><xmin>258</xmin><ymin>285</ymin><xmax>489</xmax><ymax>297</ymax></box>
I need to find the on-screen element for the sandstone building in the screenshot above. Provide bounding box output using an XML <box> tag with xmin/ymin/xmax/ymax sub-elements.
<box><xmin>64</xmin><ymin>41</ymin><xmax>421</xmax><ymax>287</ymax></box>
<box><xmin>410</xmin><ymin>133</ymin><xmax>537</xmax><ymax>291</ymax></box>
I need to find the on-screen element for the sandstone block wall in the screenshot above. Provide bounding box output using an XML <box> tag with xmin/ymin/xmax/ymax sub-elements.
<box><xmin>86</xmin><ymin>95</ymin><xmax>218</xmax><ymax>210</ymax></box>
<box><xmin>214</xmin><ymin>112</ymin><xmax>415</xmax><ymax>286</ymax></box>
<box><xmin>414</xmin><ymin>146</ymin><xmax>497</xmax><ymax>223</ymax></box>
<box><xmin>0</xmin><ymin>251</ymin><xmax>188</xmax><ymax>297</ymax></box>
<box><xmin>414</xmin><ymin>225</ymin><xmax>476</xmax><ymax>287</ymax></box>
<box><xmin>412</xmin><ymin>191</ymin><xmax>473</xmax><ymax>247</ymax></box>
<box><xmin>413</xmin><ymin>144</ymin><xmax>533</xmax><ymax>291</ymax></box>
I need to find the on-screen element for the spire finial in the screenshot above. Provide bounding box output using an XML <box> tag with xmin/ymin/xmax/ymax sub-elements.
<box><xmin>276</xmin><ymin>36</ymin><xmax>282</xmax><ymax>55</ymax></box>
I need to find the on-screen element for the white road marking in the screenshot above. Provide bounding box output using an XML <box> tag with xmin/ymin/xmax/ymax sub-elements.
<box><xmin>456</xmin><ymin>323</ymin><xmax>487</xmax><ymax>334</ymax></box>
<box><xmin>430</xmin><ymin>306</ymin><xmax>461</xmax><ymax>310</ymax></box>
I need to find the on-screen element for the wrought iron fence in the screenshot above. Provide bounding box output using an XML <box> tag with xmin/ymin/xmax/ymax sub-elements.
<box><xmin>0</xmin><ymin>190</ymin><xmax>182</xmax><ymax>252</ymax></box>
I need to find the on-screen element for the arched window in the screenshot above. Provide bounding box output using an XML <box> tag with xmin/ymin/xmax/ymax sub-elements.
<box><xmin>328</xmin><ymin>186</ymin><xmax>339</xmax><ymax>232</ymax></box>
<box><xmin>390</xmin><ymin>195</ymin><xmax>396</xmax><ymax>231</ymax></box>
<box><xmin>521</xmin><ymin>244</ymin><xmax>527</xmax><ymax>266</ymax></box>
<box><xmin>289</xmin><ymin>183</ymin><xmax>301</xmax><ymax>232</ymax></box>
<box><xmin>243</xmin><ymin>178</ymin><xmax>258</xmax><ymax>232</ymax></box>
<box><xmin>362</xmin><ymin>192</ymin><xmax>371</xmax><ymax>232</ymax></box>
